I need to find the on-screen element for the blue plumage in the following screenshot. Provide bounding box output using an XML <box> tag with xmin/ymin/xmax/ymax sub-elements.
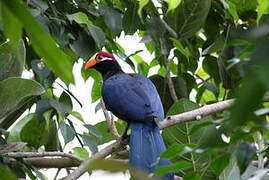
<box><xmin>102</xmin><ymin>73</ymin><xmax>174</xmax><ymax>179</ymax></box>
<box><xmin>85</xmin><ymin>52</ymin><xmax>174</xmax><ymax>179</ymax></box>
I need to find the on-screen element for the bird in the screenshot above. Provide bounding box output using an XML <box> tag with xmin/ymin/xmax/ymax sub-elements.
<box><xmin>85</xmin><ymin>51</ymin><xmax>174</xmax><ymax>180</ymax></box>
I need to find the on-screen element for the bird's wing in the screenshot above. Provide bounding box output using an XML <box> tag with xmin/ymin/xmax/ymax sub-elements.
<box><xmin>102</xmin><ymin>73</ymin><xmax>164</xmax><ymax>122</ymax></box>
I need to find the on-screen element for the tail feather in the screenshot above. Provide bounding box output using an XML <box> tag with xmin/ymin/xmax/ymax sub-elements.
<box><xmin>129</xmin><ymin>122</ymin><xmax>174</xmax><ymax>180</ymax></box>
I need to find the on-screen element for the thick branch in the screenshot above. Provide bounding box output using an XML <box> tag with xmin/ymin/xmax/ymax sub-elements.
<box><xmin>159</xmin><ymin>99</ymin><xmax>235</xmax><ymax>129</ymax></box>
<box><xmin>0</xmin><ymin>151</ymin><xmax>82</xmax><ymax>162</ymax></box>
<box><xmin>8</xmin><ymin>157</ymin><xmax>80</xmax><ymax>168</ymax></box>
<box><xmin>7</xmin><ymin>157</ymin><xmax>128</xmax><ymax>169</ymax></box>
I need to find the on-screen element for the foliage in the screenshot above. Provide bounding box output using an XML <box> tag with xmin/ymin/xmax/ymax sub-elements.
<box><xmin>0</xmin><ymin>0</ymin><xmax>269</xmax><ymax>179</ymax></box>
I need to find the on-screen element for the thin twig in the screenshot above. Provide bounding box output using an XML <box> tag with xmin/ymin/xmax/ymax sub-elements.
<box><xmin>53</xmin><ymin>168</ymin><xmax>62</xmax><ymax>180</ymax></box>
<box><xmin>100</xmin><ymin>98</ymin><xmax>120</xmax><ymax>139</ymax></box>
<box><xmin>66</xmin><ymin>118</ymin><xmax>84</xmax><ymax>147</ymax></box>
<box><xmin>164</xmin><ymin>55</ymin><xmax>178</xmax><ymax>102</ymax></box>
<box><xmin>0</xmin><ymin>152</ymin><xmax>82</xmax><ymax>162</ymax></box>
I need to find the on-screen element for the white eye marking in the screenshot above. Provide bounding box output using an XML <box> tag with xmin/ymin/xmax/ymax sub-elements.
<box><xmin>102</xmin><ymin>57</ymin><xmax>113</xmax><ymax>61</ymax></box>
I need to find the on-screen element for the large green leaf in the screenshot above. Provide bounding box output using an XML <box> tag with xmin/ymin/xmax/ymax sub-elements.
<box><xmin>162</xmin><ymin>98</ymin><xmax>216</xmax><ymax>179</ymax></box>
<box><xmin>0</xmin><ymin>41</ymin><xmax>25</xmax><ymax>81</ymax></box>
<box><xmin>8</xmin><ymin>113</ymin><xmax>48</xmax><ymax>149</ymax></box>
<box><xmin>88</xmin><ymin>25</ymin><xmax>106</xmax><ymax>48</ymax></box>
<box><xmin>3</xmin><ymin>0</ymin><xmax>74</xmax><ymax>83</ymax></box>
<box><xmin>20</xmin><ymin>114</ymin><xmax>48</xmax><ymax>148</ymax></box>
<box><xmin>1</xmin><ymin>3</ymin><xmax>22</xmax><ymax>50</ymax></box>
<box><xmin>0</xmin><ymin>78</ymin><xmax>44</xmax><ymax>121</ymax></box>
<box><xmin>235</xmin><ymin>143</ymin><xmax>256</xmax><ymax>174</ymax></box>
<box><xmin>122</xmin><ymin>2</ymin><xmax>141</xmax><ymax>35</ymax></box>
<box><xmin>101</xmin><ymin>6</ymin><xmax>123</xmax><ymax>35</ymax></box>
<box><xmin>165</xmin><ymin>0</ymin><xmax>211</xmax><ymax>39</ymax></box>
<box><xmin>59</xmin><ymin>121</ymin><xmax>75</xmax><ymax>145</ymax></box>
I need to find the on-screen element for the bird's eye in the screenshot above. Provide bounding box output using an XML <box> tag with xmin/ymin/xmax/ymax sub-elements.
<box><xmin>96</xmin><ymin>55</ymin><xmax>102</xmax><ymax>60</ymax></box>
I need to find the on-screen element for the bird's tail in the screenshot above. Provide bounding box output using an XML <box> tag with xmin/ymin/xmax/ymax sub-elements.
<box><xmin>129</xmin><ymin>122</ymin><xmax>174</xmax><ymax>180</ymax></box>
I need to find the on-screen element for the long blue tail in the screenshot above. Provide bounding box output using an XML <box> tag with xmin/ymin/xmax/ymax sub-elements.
<box><xmin>129</xmin><ymin>122</ymin><xmax>174</xmax><ymax>180</ymax></box>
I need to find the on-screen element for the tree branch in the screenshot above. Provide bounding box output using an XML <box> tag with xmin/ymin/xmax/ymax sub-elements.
<box><xmin>164</xmin><ymin>55</ymin><xmax>178</xmax><ymax>102</ymax></box>
<box><xmin>8</xmin><ymin>157</ymin><xmax>80</xmax><ymax>168</ymax></box>
<box><xmin>101</xmin><ymin>98</ymin><xmax>120</xmax><ymax>139</ymax></box>
<box><xmin>0</xmin><ymin>151</ymin><xmax>82</xmax><ymax>162</ymax></box>
<box><xmin>159</xmin><ymin>99</ymin><xmax>234</xmax><ymax>129</ymax></box>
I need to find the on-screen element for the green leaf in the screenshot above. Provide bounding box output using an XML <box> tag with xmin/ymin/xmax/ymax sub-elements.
<box><xmin>73</xmin><ymin>147</ymin><xmax>89</xmax><ymax>160</ymax></box>
<box><xmin>84</xmin><ymin>124</ymin><xmax>102</xmax><ymax>140</ymax></box>
<box><xmin>138</xmin><ymin>0</ymin><xmax>149</xmax><ymax>15</ymax></box>
<box><xmin>211</xmin><ymin>154</ymin><xmax>230</xmax><ymax>175</ymax></box>
<box><xmin>202</xmin><ymin>56</ymin><xmax>220</xmax><ymax>84</ymax></box>
<box><xmin>170</xmin><ymin>38</ymin><xmax>190</xmax><ymax>58</ymax></box>
<box><xmin>8</xmin><ymin>113</ymin><xmax>48</xmax><ymax>149</ymax></box>
<box><xmin>154</xmin><ymin>161</ymin><xmax>192</xmax><ymax>176</ymax></box>
<box><xmin>202</xmin><ymin>36</ymin><xmax>225</xmax><ymax>55</ymax></box>
<box><xmin>85</xmin><ymin>69</ymin><xmax>102</xmax><ymax>103</ymax></box>
<box><xmin>101</xmin><ymin>6</ymin><xmax>122</xmax><ymax>35</ymax></box>
<box><xmin>164</xmin><ymin>0</ymin><xmax>182</xmax><ymax>13</ymax></box>
<box><xmin>161</xmin><ymin>144</ymin><xmax>192</xmax><ymax>159</ymax></box>
<box><xmin>45</xmin><ymin>117</ymin><xmax>59</xmax><ymax>151</ymax></box>
<box><xmin>229</xmin><ymin>73</ymin><xmax>266</xmax><ymax>127</ymax></box>
<box><xmin>95</xmin><ymin>121</ymin><xmax>125</xmax><ymax>145</ymax></box>
<box><xmin>0</xmin><ymin>165</ymin><xmax>17</xmax><ymax>180</ymax></box>
<box><xmin>235</xmin><ymin>142</ymin><xmax>256</xmax><ymax>174</ymax></box>
<box><xmin>59</xmin><ymin>91</ymin><xmax>73</xmax><ymax>113</ymax></box>
<box><xmin>3</xmin><ymin>0</ymin><xmax>74</xmax><ymax>83</ymax></box>
<box><xmin>123</xmin><ymin>2</ymin><xmax>141</xmax><ymax>35</ymax></box>
<box><xmin>59</xmin><ymin>121</ymin><xmax>75</xmax><ymax>145</ymax></box>
<box><xmin>0</xmin><ymin>41</ymin><xmax>25</xmax><ymax>81</ymax></box>
<box><xmin>69</xmin><ymin>111</ymin><xmax>84</xmax><ymax>122</ymax></box>
<box><xmin>88</xmin><ymin>25</ymin><xmax>106</xmax><ymax>47</ymax></box>
<box><xmin>165</xmin><ymin>0</ymin><xmax>211</xmax><ymax>39</ymax></box>
<box><xmin>1</xmin><ymin>3</ymin><xmax>22</xmax><ymax>50</ymax></box>
<box><xmin>225</xmin><ymin>0</ymin><xmax>239</xmax><ymax>22</ymax></box>
<box><xmin>20</xmin><ymin>114</ymin><xmax>48</xmax><ymax>148</ymax></box>
<box><xmin>0</xmin><ymin>78</ymin><xmax>44</xmax><ymax>121</ymax></box>
<box><xmin>257</xmin><ymin>0</ymin><xmax>269</xmax><ymax>23</ymax></box>
<box><xmin>81</xmin><ymin>134</ymin><xmax>98</xmax><ymax>154</ymax></box>
<box><xmin>70</xmin><ymin>30</ymin><xmax>95</xmax><ymax>61</ymax></box>
<box><xmin>67</xmin><ymin>12</ymin><xmax>93</xmax><ymax>25</ymax></box>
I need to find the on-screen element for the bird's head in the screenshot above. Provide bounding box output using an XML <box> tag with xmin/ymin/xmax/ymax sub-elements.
<box><xmin>84</xmin><ymin>52</ymin><xmax>122</xmax><ymax>79</ymax></box>
<box><xmin>84</xmin><ymin>52</ymin><xmax>117</xmax><ymax>70</ymax></box>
